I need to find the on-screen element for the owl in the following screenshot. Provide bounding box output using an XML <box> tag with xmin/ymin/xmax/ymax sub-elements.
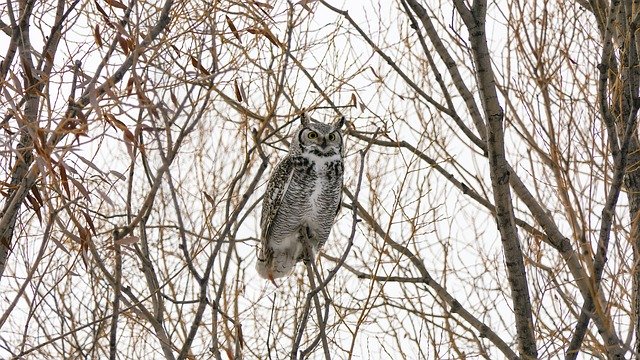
<box><xmin>256</xmin><ymin>113</ymin><xmax>345</xmax><ymax>282</ymax></box>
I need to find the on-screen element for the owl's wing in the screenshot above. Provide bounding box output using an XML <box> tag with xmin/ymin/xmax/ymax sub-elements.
<box><xmin>334</xmin><ymin>164</ymin><xmax>345</xmax><ymax>217</ymax></box>
<box><xmin>260</xmin><ymin>156</ymin><xmax>295</xmax><ymax>242</ymax></box>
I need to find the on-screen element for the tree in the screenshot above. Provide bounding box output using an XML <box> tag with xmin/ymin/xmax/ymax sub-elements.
<box><xmin>0</xmin><ymin>0</ymin><xmax>637</xmax><ymax>358</ymax></box>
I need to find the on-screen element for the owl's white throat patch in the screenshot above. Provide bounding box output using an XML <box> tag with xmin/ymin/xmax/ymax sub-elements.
<box><xmin>302</xmin><ymin>152</ymin><xmax>341</xmax><ymax>172</ymax></box>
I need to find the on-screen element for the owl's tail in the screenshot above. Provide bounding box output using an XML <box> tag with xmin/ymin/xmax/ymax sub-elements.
<box><xmin>256</xmin><ymin>251</ymin><xmax>296</xmax><ymax>281</ymax></box>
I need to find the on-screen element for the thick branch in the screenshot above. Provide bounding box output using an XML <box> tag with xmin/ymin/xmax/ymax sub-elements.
<box><xmin>461</xmin><ymin>1</ymin><xmax>537</xmax><ymax>357</ymax></box>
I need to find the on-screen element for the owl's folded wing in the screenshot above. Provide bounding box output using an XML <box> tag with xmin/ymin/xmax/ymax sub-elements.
<box><xmin>260</xmin><ymin>155</ymin><xmax>295</xmax><ymax>242</ymax></box>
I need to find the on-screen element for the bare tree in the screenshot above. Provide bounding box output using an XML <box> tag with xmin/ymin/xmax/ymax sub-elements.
<box><xmin>1</xmin><ymin>0</ymin><xmax>639</xmax><ymax>359</ymax></box>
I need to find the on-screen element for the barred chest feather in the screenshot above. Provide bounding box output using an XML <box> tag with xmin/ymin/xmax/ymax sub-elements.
<box><xmin>265</xmin><ymin>152</ymin><xmax>343</xmax><ymax>259</ymax></box>
<box><xmin>290</xmin><ymin>152</ymin><xmax>343</xmax><ymax>225</ymax></box>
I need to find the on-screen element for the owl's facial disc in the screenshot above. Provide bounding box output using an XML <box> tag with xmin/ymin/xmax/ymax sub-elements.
<box><xmin>300</xmin><ymin>128</ymin><xmax>341</xmax><ymax>155</ymax></box>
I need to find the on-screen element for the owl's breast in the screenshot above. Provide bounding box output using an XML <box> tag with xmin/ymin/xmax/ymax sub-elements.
<box><xmin>267</xmin><ymin>154</ymin><xmax>342</xmax><ymax>255</ymax></box>
<box><xmin>296</xmin><ymin>163</ymin><xmax>342</xmax><ymax>221</ymax></box>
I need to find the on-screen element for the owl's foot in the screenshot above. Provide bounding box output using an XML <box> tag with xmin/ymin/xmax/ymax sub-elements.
<box><xmin>297</xmin><ymin>226</ymin><xmax>316</xmax><ymax>263</ymax></box>
<box><xmin>297</xmin><ymin>246</ymin><xmax>316</xmax><ymax>263</ymax></box>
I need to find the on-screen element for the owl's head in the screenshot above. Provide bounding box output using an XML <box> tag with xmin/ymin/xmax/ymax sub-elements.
<box><xmin>290</xmin><ymin>113</ymin><xmax>345</xmax><ymax>157</ymax></box>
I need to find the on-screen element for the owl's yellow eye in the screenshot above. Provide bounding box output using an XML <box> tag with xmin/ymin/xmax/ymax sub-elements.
<box><xmin>307</xmin><ymin>131</ymin><xmax>318</xmax><ymax>139</ymax></box>
<box><xmin>328</xmin><ymin>133</ymin><xmax>336</xmax><ymax>141</ymax></box>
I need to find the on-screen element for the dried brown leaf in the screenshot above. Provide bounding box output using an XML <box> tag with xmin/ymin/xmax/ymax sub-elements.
<box><xmin>94</xmin><ymin>0</ymin><xmax>110</xmax><ymax>22</ymax></box>
<box><xmin>88</xmin><ymin>83</ymin><xmax>101</xmax><ymax>120</ymax></box>
<box><xmin>170</xmin><ymin>90</ymin><xmax>179</xmax><ymax>107</ymax></box>
<box><xmin>96</xmin><ymin>188</ymin><xmax>115</xmax><ymax>207</ymax></box>
<box><xmin>190</xmin><ymin>55</ymin><xmax>210</xmax><ymax>75</ymax></box>
<box><xmin>247</xmin><ymin>26</ymin><xmax>279</xmax><ymax>45</ymax></box>
<box><xmin>260</xmin><ymin>27</ymin><xmax>280</xmax><ymax>47</ymax></box>
<box><xmin>225</xmin><ymin>15</ymin><xmax>242</xmax><ymax>43</ymax></box>
<box><xmin>117</xmin><ymin>35</ymin><xmax>130</xmax><ymax>55</ymax></box>
<box><xmin>125</xmin><ymin>77</ymin><xmax>134</xmax><ymax>97</ymax></box>
<box><xmin>239</xmin><ymin>81</ymin><xmax>247</xmax><ymax>102</ymax></box>
<box><xmin>134</xmin><ymin>80</ymin><xmax>150</xmax><ymax>104</ymax></box>
<box><xmin>27</xmin><ymin>185</ymin><xmax>44</xmax><ymax>221</ymax></box>
<box><xmin>69</xmin><ymin>176</ymin><xmax>91</xmax><ymax>200</ymax></box>
<box><xmin>94</xmin><ymin>24</ymin><xmax>103</xmax><ymax>47</ymax></box>
<box><xmin>134</xmin><ymin>128</ymin><xmax>146</xmax><ymax>156</ymax></box>
<box><xmin>30</xmin><ymin>184</ymin><xmax>43</xmax><ymax>207</ymax></box>
<box><xmin>82</xmin><ymin>211</ymin><xmax>97</xmax><ymax>236</ymax></box>
<box><xmin>109</xmin><ymin>170</ymin><xmax>126</xmax><ymax>181</ymax></box>
<box><xmin>9</xmin><ymin>71</ymin><xmax>23</xmax><ymax>94</ymax></box>
<box><xmin>234</xmin><ymin>79</ymin><xmax>243</xmax><ymax>102</ymax></box>
<box><xmin>76</xmin><ymin>154</ymin><xmax>106</xmax><ymax>175</ymax></box>
<box><xmin>297</xmin><ymin>0</ymin><xmax>317</xmax><ymax>12</ymax></box>
<box><xmin>59</xmin><ymin>163</ymin><xmax>71</xmax><ymax>197</ymax></box>
<box><xmin>51</xmin><ymin>236</ymin><xmax>71</xmax><ymax>255</ymax></box>
<box><xmin>105</xmin><ymin>112</ymin><xmax>128</xmax><ymax>132</ymax></box>
<box><xmin>112</xmin><ymin>20</ymin><xmax>130</xmax><ymax>37</ymax></box>
<box><xmin>122</xmin><ymin>129</ymin><xmax>136</xmax><ymax>160</ymax></box>
<box><xmin>251</xmin><ymin>1</ymin><xmax>274</xmax><ymax>9</ymax></box>
<box><xmin>26</xmin><ymin>194</ymin><xmax>43</xmax><ymax>224</ymax></box>
<box><xmin>145</xmin><ymin>105</ymin><xmax>159</xmax><ymax>120</ymax></box>
<box><xmin>203</xmin><ymin>191</ymin><xmax>215</xmax><ymax>205</ymax></box>
<box><xmin>79</xmin><ymin>226</ymin><xmax>90</xmax><ymax>242</ymax></box>
<box><xmin>105</xmin><ymin>0</ymin><xmax>127</xmax><ymax>10</ymax></box>
<box><xmin>122</xmin><ymin>127</ymin><xmax>135</xmax><ymax>143</ymax></box>
<box><xmin>80</xmin><ymin>228</ymin><xmax>90</xmax><ymax>267</ymax></box>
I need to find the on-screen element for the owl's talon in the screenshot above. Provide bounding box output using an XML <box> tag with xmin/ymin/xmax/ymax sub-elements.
<box><xmin>296</xmin><ymin>246</ymin><xmax>312</xmax><ymax>263</ymax></box>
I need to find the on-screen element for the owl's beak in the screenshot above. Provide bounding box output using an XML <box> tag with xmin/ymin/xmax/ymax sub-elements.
<box><xmin>320</xmin><ymin>138</ymin><xmax>328</xmax><ymax>149</ymax></box>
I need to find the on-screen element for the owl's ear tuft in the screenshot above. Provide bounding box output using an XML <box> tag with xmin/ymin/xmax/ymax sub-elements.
<box><xmin>300</xmin><ymin>112</ymin><xmax>309</xmax><ymax>126</ymax></box>
<box><xmin>333</xmin><ymin>116</ymin><xmax>346</xmax><ymax>129</ymax></box>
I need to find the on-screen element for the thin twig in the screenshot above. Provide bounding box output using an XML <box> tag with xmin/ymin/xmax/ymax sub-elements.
<box><xmin>302</xmin><ymin>257</ymin><xmax>331</xmax><ymax>360</ymax></box>
<box><xmin>108</xmin><ymin>241</ymin><xmax>122</xmax><ymax>360</ymax></box>
<box><xmin>267</xmin><ymin>294</ymin><xmax>277</xmax><ymax>360</ymax></box>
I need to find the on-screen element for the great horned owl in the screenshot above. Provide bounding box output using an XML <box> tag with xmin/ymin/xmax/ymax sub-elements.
<box><xmin>256</xmin><ymin>113</ymin><xmax>345</xmax><ymax>281</ymax></box>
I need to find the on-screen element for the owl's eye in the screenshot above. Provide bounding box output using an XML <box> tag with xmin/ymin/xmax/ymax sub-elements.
<box><xmin>307</xmin><ymin>131</ymin><xmax>318</xmax><ymax>139</ymax></box>
<box><xmin>328</xmin><ymin>133</ymin><xmax>336</xmax><ymax>141</ymax></box>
